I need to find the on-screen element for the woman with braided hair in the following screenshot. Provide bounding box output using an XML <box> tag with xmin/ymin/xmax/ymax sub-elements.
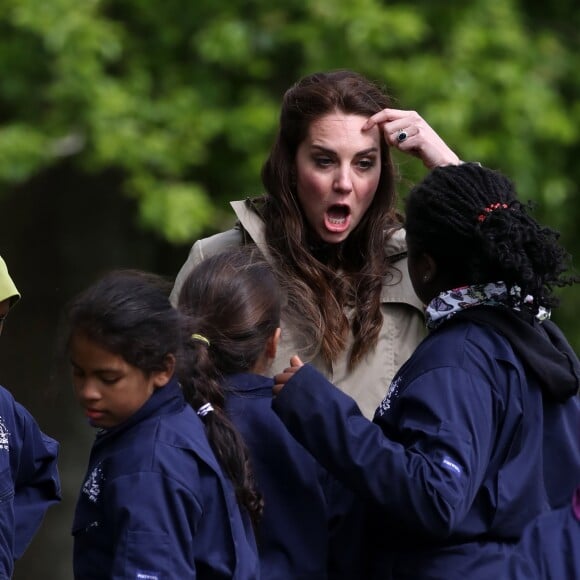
<box><xmin>271</xmin><ymin>163</ymin><xmax>580</xmax><ymax>579</ymax></box>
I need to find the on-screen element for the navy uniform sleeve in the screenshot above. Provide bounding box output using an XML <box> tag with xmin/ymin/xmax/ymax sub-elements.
<box><xmin>12</xmin><ymin>401</ymin><xmax>61</xmax><ymax>559</ymax></box>
<box><xmin>324</xmin><ymin>474</ymin><xmax>367</xmax><ymax>579</ymax></box>
<box><xmin>273</xmin><ymin>364</ymin><xmax>495</xmax><ymax>538</ymax></box>
<box><xmin>0</xmin><ymin>386</ymin><xmax>60</xmax><ymax>572</ymax></box>
<box><xmin>0</xmin><ymin>461</ymin><xmax>14</xmax><ymax>579</ymax></box>
<box><xmin>0</xmin><ymin>389</ymin><xmax>16</xmax><ymax>578</ymax></box>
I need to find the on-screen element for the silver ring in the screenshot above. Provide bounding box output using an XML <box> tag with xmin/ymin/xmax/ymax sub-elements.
<box><xmin>397</xmin><ymin>130</ymin><xmax>408</xmax><ymax>143</ymax></box>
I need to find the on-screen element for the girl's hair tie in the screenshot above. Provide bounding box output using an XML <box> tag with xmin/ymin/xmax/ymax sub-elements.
<box><xmin>197</xmin><ymin>402</ymin><xmax>214</xmax><ymax>417</ymax></box>
<box><xmin>191</xmin><ymin>333</ymin><xmax>210</xmax><ymax>347</ymax></box>
<box><xmin>477</xmin><ymin>202</ymin><xmax>509</xmax><ymax>223</ymax></box>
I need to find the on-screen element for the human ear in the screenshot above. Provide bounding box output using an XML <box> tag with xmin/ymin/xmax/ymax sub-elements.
<box><xmin>152</xmin><ymin>354</ymin><xmax>176</xmax><ymax>388</ymax></box>
<box><xmin>265</xmin><ymin>327</ymin><xmax>282</xmax><ymax>360</ymax></box>
<box><xmin>420</xmin><ymin>253</ymin><xmax>437</xmax><ymax>284</ymax></box>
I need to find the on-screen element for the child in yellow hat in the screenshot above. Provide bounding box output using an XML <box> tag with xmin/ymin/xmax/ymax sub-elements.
<box><xmin>0</xmin><ymin>256</ymin><xmax>20</xmax><ymax>335</ymax></box>
<box><xmin>0</xmin><ymin>255</ymin><xmax>61</xmax><ymax>577</ymax></box>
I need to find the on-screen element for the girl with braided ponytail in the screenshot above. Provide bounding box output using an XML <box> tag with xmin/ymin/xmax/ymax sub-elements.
<box><xmin>271</xmin><ymin>163</ymin><xmax>580</xmax><ymax>579</ymax></box>
<box><xmin>177</xmin><ymin>247</ymin><xmax>360</xmax><ymax>579</ymax></box>
<box><xmin>66</xmin><ymin>270</ymin><xmax>259</xmax><ymax>579</ymax></box>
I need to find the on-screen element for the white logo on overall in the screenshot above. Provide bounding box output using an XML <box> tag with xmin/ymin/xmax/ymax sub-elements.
<box><xmin>442</xmin><ymin>456</ymin><xmax>463</xmax><ymax>478</ymax></box>
<box><xmin>82</xmin><ymin>465</ymin><xmax>104</xmax><ymax>503</ymax></box>
<box><xmin>0</xmin><ymin>417</ymin><xmax>10</xmax><ymax>452</ymax></box>
<box><xmin>376</xmin><ymin>375</ymin><xmax>402</xmax><ymax>417</ymax></box>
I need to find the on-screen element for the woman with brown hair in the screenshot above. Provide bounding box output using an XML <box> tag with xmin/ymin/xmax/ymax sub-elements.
<box><xmin>171</xmin><ymin>69</ymin><xmax>461</xmax><ymax>417</ymax></box>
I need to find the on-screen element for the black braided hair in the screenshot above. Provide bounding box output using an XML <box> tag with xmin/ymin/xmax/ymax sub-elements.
<box><xmin>404</xmin><ymin>163</ymin><xmax>577</xmax><ymax>314</ymax></box>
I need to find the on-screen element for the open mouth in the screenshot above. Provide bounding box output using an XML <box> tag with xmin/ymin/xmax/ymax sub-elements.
<box><xmin>325</xmin><ymin>204</ymin><xmax>351</xmax><ymax>232</ymax></box>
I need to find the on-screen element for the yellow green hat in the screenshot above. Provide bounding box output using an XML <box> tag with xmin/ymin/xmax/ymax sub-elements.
<box><xmin>0</xmin><ymin>256</ymin><xmax>20</xmax><ymax>308</ymax></box>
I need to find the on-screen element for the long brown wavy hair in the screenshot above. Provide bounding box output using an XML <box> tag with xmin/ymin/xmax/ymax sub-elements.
<box><xmin>258</xmin><ymin>70</ymin><xmax>401</xmax><ymax>371</ymax></box>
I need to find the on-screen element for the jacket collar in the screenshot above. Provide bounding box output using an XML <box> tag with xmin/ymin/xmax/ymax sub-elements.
<box><xmin>95</xmin><ymin>377</ymin><xmax>185</xmax><ymax>443</ymax></box>
<box><xmin>224</xmin><ymin>372</ymin><xmax>273</xmax><ymax>394</ymax></box>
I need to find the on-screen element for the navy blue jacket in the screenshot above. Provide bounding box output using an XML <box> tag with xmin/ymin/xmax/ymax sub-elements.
<box><xmin>225</xmin><ymin>373</ymin><xmax>361</xmax><ymax>580</ymax></box>
<box><xmin>505</xmin><ymin>485</ymin><xmax>580</xmax><ymax>579</ymax></box>
<box><xmin>72</xmin><ymin>378</ymin><xmax>259</xmax><ymax>579</ymax></box>
<box><xmin>273</xmin><ymin>316</ymin><xmax>580</xmax><ymax>579</ymax></box>
<box><xmin>0</xmin><ymin>385</ymin><xmax>60</xmax><ymax>579</ymax></box>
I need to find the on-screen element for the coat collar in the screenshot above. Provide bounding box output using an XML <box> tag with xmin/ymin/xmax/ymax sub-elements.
<box><xmin>94</xmin><ymin>377</ymin><xmax>185</xmax><ymax>443</ymax></box>
<box><xmin>224</xmin><ymin>372</ymin><xmax>273</xmax><ymax>394</ymax></box>
<box><xmin>230</xmin><ymin>199</ymin><xmax>423</xmax><ymax>311</ymax></box>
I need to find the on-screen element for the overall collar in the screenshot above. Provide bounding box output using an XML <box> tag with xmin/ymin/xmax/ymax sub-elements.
<box><xmin>95</xmin><ymin>377</ymin><xmax>185</xmax><ymax>442</ymax></box>
<box><xmin>224</xmin><ymin>372</ymin><xmax>273</xmax><ymax>394</ymax></box>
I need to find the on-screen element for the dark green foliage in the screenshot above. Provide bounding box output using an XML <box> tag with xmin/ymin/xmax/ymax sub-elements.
<box><xmin>0</xmin><ymin>0</ymin><xmax>578</xmax><ymax>348</ymax></box>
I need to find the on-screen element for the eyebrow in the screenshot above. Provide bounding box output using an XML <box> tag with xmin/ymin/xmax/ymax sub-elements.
<box><xmin>310</xmin><ymin>145</ymin><xmax>379</xmax><ymax>156</ymax></box>
<box><xmin>69</xmin><ymin>359</ymin><xmax>120</xmax><ymax>374</ymax></box>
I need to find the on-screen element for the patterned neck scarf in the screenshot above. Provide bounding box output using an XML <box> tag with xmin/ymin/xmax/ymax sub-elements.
<box><xmin>425</xmin><ymin>281</ymin><xmax>550</xmax><ymax>330</ymax></box>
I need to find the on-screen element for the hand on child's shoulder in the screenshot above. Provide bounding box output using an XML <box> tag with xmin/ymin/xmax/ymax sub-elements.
<box><xmin>273</xmin><ymin>356</ymin><xmax>304</xmax><ymax>395</ymax></box>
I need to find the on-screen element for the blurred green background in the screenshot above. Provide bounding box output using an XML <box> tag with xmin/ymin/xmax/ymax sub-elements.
<box><xmin>0</xmin><ymin>0</ymin><xmax>578</xmax><ymax>577</ymax></box>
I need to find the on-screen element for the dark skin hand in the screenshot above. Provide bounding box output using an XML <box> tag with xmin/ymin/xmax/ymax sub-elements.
<box><xmin>273</xmin><ymin>355</ymin><xmax>304</xmax><ymax>396</ymax></box>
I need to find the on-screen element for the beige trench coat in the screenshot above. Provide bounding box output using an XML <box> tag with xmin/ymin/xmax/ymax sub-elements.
<box><xmin>171</xmin><ymin>199</ymin><xmax>426</xmax><ymax>418</ymax></box>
